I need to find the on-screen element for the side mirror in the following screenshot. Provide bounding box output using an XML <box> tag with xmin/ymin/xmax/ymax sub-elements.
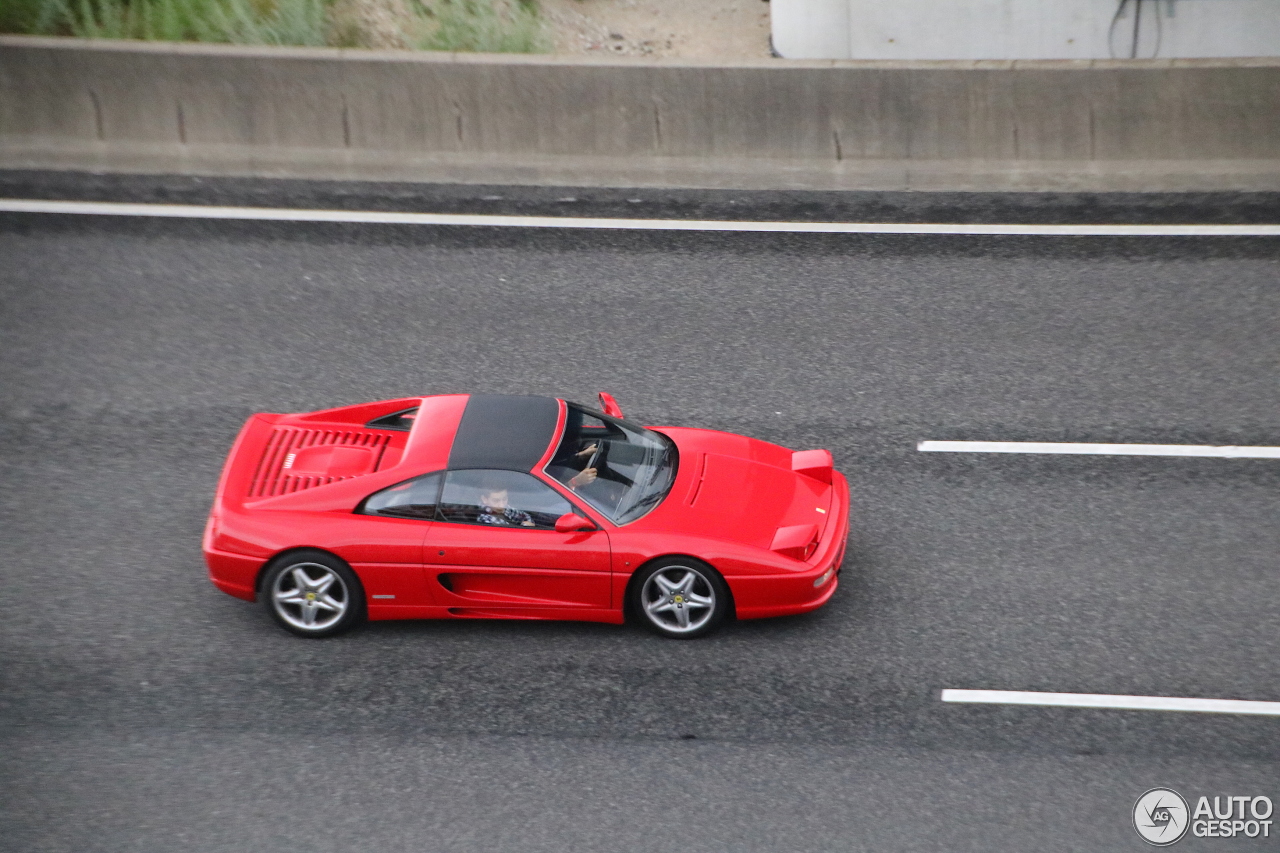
<box><xmin>598</xmin><ymin>392</ymin><xmax>624</xmax><ymax>419</ymax></box>
<box><xmin>555</xmin><ymin>512</ymin><xmax>595</xmax><ymax>533</ymax></box>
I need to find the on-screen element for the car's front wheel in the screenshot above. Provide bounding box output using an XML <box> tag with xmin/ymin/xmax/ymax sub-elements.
<box><xmin>261</xmin><ymin>550</ymin><xmax>365</xmax><ymax>638</ymax></box>
<box><xmin>631</xmin><ymin>558</ymin><xmax>730</xmax><ymax>639</ymax></box>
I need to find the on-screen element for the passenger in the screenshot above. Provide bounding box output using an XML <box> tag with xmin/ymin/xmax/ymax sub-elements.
<box><xmin>477</xmin><ymin>487</ymin><xmax>536</xmax><ymax>527</ymax></box>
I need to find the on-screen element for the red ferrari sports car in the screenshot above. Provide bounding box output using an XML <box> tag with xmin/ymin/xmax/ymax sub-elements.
<box><xmin>204</xmin><ymin>393</ymin><xmax>848</xmax><ymax>638</ymax></box>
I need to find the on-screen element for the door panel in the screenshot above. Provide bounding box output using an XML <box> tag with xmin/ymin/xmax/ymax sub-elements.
<box><xmin>425</xmin><ymin>524</ymin><xmax>611</xmax><ymax>610</ymax></box>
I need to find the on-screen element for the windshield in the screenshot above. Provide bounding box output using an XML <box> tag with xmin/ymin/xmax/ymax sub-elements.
<box><xmin>545</xmin><ymin>404</ymin><xmax>678</xmax><ymax>525</ymax></box>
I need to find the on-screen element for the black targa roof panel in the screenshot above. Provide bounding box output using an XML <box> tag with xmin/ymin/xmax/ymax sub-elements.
<box><xmin>447</xmin><ymin>394</ymin><xmax>561</xmax><ymax>471</ymax></box>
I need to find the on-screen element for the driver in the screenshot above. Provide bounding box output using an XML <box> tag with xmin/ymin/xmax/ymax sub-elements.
<box><xmin>554</xmin><ymin>442</ymin><xmax>600</xmax><ymax>490</ymax></box>
<box><xmin>477</xmin><ymin>487</ymin><xmax>536</xmax><ymax>527</ymax></box>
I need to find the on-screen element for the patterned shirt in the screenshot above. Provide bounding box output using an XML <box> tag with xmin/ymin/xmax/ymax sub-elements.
<box><xmin>478</xmin><ymin>506</ymin><xmax>534</xmax><ymax>527</ymax></box>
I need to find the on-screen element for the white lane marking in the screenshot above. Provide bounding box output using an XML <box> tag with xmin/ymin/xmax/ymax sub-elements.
<box><xmin>942</xmin><ymin>689</ymin><xmax>1280</xmax><ymax>716</ymax></box>
<box><xmin>917</xmin><ymin>440</ymin><xmax>1280</xmax><ymax>458</ymax></box>
<box><xmin>1</xmin><ymin>199</ymin><xmax>1278</xmax><ymax>236</ymax></box>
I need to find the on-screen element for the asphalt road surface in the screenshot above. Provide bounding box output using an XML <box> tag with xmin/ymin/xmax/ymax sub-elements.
<box><xmin>2</xmin><ymin>173</ymin><xmax>1278</xmax><ymax>852</ymax></box>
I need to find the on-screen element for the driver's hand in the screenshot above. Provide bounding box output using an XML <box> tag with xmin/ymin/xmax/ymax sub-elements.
<box><xmin>521</xmin><ymin>519</ymin><xmax>535</xmax><ymax>527</ymax></box>
<box><xmin>575</xmin><ymin>443</ymin><xmax>598</xmax><ymax>458</ymax></box>
<box><xmin>569</xmin><ymin>468</ymin><xmax>597</xmax><ymax>488</ymax></box>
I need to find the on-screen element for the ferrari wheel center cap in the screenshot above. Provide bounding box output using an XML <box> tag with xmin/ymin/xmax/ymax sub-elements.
<box><xmin>306</xmin><ymin>593</ymin><xmax>316</xmax><ymax>601</ymax></box>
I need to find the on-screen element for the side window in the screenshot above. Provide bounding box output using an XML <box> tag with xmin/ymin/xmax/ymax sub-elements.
<box><xmin>579</xmin><ymin>412</ymin><xmax>609</xmax><ymax>434</ymax></box>
<box><xmin>438</xmin><ymin>469</ymin><xmax>573</xmax><ymax>530</ymax></box>
<box><xmin>360</xmin><ymin>472</ymin><xmax>443</xmax><ymax>520</ymax></box>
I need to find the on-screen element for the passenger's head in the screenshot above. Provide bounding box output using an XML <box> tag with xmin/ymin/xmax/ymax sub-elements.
<box><xmin>480</xmin><ymin>488</ymin><xmax>509</xmax><ymax>510</ymax></box>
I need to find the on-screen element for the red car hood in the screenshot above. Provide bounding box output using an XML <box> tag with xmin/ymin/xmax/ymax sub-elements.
<box><xmin>644</xmin><ymin>427</ymin><xmax>833</xmax><ymax>550</ymax></box>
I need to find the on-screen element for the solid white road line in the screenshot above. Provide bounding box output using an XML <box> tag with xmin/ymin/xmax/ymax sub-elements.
<box><xmin>917</xmin><ymin>440</ymin><xmax>1280</xmax><ymax>459</ymax></box>
<box><xmin>942</xmin><ymin>689</ymin><xmax>1280</xmax><ymax>716</ymax></box>
<box><xmin>1</xmin><ymin>199</ymin><xmax>1279</xmax><ymax>236</ymax></box>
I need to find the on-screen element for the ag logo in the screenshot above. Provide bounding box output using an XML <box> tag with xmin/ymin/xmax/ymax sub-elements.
<box><xmin>1134</xmin><ymin>788</ymin><xmax>1190</xmax><ymax>846</ymax></box>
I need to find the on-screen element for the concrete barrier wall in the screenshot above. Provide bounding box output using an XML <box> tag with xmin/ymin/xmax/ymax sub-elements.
<box><xmin>2</xmin><ymin>36</ymin><xmax>1279</xmax><ymax>190</ymax></box>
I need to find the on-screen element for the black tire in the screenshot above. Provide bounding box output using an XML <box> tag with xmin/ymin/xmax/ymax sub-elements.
<box><xmin>260</xmin><ymin>550</ymin><xmax>366</xmax><ymax>638</ymax></box>
<box><xmin>630</xmin><ymin>557</ymin><xmax>731</xmax><ymax>639</ymax></box>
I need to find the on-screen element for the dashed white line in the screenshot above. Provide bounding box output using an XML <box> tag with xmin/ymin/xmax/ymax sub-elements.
<box><xmin>917</xmin><ymin>440</ymin><xmax>1280</xmax><ymax>458</ymax></box>
<box><xmin>1</xmin><ymin>199</ymin><xmax>1278</xmax><ymax>236</ymax></box>
<box><xmin>942</xmin><ymin>689</ymin><xmax>1280</xmax><ymax>716</ymax></box>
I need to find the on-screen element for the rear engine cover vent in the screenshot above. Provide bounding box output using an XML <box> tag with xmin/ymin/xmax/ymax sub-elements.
<box><xmin>249</xmin><ymin>428</ymin><xmax>391</xmax><ymax>497</ymax></box>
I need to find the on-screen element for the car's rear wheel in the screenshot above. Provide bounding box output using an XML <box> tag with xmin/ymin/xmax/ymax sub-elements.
<box><xmin>632</xmin><ymin>558</ymin><xmax>730</xmax><ymax>639</ymax></box>
<box><xmin>261</xmin><ymin>551</ymin><xmax>365</xmax><ymax>638</ymax></box>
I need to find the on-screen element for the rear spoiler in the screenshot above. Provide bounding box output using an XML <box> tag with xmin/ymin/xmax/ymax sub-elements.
<box><xmin>791</xmin><ymin>449</ymin><xmax>833</xmax><ymax>484</ymax></box>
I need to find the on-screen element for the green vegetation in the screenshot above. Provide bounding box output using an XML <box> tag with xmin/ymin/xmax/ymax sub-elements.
<box><xmin>418</xmin><ymin>0</ymin><xmax>544</xmax><ymax>53</ymax></box>
<box><xmin>0</xmin><ymin>0</ymin><xmax>549</xmax><ymax>52</ymax></box>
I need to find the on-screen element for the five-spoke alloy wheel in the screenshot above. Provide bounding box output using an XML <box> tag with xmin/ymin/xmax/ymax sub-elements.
<box><xmin>261</xmin><ymin>550</ymin><xmax>365</xmax><ymax>637</ymax></box>
<box><xmin>632</xmin><ymin>558</ymin><xmax>730</xmax><ymax>638</ymax></box>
